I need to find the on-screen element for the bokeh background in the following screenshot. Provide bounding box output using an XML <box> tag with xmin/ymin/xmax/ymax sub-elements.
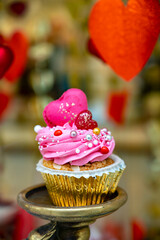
<box><xmin>0</xmin><ymin>0</ymin><xmax>160</xmax><ymax>239</ymax></box>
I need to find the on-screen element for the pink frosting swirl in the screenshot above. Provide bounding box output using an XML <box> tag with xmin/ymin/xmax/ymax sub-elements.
<box><xmin>35</xmin><ymin>123</ymin><xmax>115</xmax><ymax>166</ymax></box>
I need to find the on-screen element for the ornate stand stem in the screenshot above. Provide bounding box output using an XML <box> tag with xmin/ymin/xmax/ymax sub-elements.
<box><xmin>56</xmin><ymin>222</ymin><xmax>94</xmax><ymax>240</ymax></box>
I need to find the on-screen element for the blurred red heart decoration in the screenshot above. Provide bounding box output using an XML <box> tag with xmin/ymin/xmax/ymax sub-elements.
<box><xmin>0</xmin><ymin>92</ymin><xmax>10</xmax><ymax>120</ymax></box>
<box><xmin>107</xmin><ymin>91</ymin><xmax>129</xmax><ymax>124</ymax></box>
<box><xmin>8</xmin><ymin>1</ymin><xmax>28</xmax><ymax>16</ymax></box>
<box><xmin>87</xmin><ymin>38</ymin><xmax>105</xmax><ymax>62</ymax></box>
<box><xmin>0</xmin><ymin>45</ymin><xmax>14</xmax><ymax>79</ymax></box>
<box><xmin>89</xmin><ymin>0</ymin><xmax>160</xmax><ymax>81</ymax></box>
<box><xmin>0</xmin><ymin>31</ymin><xmax>29</xmax><ymax>83</ymax></box>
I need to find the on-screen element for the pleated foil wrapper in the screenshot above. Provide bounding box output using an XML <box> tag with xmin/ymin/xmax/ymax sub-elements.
<box><xmin>36</xmin><ymin>154</ymin><xmax>126</xmax><ymax>207</ymax></box>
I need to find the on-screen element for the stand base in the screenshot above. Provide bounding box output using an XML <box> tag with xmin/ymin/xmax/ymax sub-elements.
<box><xmin>18</xmin><ymin>184</ymin><xmax>127</xmax><ymax>240</ymax></box>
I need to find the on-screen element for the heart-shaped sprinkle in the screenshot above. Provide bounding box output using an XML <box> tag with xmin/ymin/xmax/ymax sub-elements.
<box><xmin>75</xmin><ymin>110</ymin><xmax>98</xmax><ymax>130</ymax></box>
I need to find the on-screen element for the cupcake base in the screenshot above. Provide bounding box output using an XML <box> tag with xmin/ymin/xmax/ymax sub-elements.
<box><xmin>37</xmin><ymin>154</ymin><xmax>126</xmax><ymax>207</ymax></box>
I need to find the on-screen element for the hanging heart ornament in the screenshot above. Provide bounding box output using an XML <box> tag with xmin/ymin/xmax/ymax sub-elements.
<box><xmin>0</xmin><ymin>45</ymin><xmax>14</xmax><ymax>79</ymax></box>
<box><xmin>89</xmin><ymin>0</ymin><xmax>160</xmax><ymax>81</ymax></box>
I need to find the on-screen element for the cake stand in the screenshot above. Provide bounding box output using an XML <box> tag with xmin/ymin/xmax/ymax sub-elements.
<box><xmin>17</xmin><ymin>184</ymin><xmax>127</xmax><ymax>240</ymax></box>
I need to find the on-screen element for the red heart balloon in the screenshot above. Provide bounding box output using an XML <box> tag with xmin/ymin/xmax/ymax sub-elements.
<box><xmin>0</xmin><ymin>31</ymin><xmax>29</xmax><ymax>83</ymax></box>
<box><xmin>0</xmin><ymin>45</ymin><xmax>14</xmax><ymax>79</ymax></box>
<box><xmin>75</xmin><ymin>110</ymin><xmax>98</xmax><ymax>130</ymax></box>
<box><xmin>89</xmin><ymin>0</ymin><xmax>160</xmax><ymax>81</ymax></box>
<box><xmin>0</xmin><ymin>92</ymin><xmax>10</xmax><ymax>120</ymax></box>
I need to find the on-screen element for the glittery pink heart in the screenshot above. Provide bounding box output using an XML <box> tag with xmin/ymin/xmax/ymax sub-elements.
<box><xmin>75</xmin><ymin>110</ymin><xmax>98</xmax><ymax>130</ymax></box>
<box><xmin>43</xmin><ymin>88</ymin><xmax>88</xmax><ymax>127</ymax></box>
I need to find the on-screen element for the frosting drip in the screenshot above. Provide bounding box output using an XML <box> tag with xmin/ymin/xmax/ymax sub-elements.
<box><xmin>36</xmin><ymin>123</ymin><xmax>115</xmax><ymax>166</ymax></box>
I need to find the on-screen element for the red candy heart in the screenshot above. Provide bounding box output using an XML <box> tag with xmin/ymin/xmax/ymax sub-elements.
<box><xmin>0</xmin><ymin>45</ymin><xmax>14</xmax><ymax>79</ymax></box>
<box><xmin>89</xmin><ymin>0</ymin><xmax>160</xmax><ymax>81</ymax></box>
<box><xmin>75</xmin><ymin>110</ymin><xmax>98</xmax><ymax>130</ymax></box>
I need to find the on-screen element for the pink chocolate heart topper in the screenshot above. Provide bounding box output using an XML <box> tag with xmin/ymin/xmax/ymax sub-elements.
<box><xmin>43</xmin><ymin>88</ymin><xmax>88</xmax><ymax>127</ymax></box>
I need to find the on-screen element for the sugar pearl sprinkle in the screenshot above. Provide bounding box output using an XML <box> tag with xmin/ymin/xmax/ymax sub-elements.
<box><xmin>86</xmin><ymin>134</ymin><xmax>92</xmax><ymax>141</ymax></box>
<box><xmin>70</xmin><ymin>130</ymin><xmax>77</xmax><ymax>138</ymax></box>
<box><xmin>34</xmin><ymin>125</ymin><xmax>42</xmax><ymax>133</ymax></box>
<box><xmin>76</xmin><ymin>148</ymin><xmax>80</xmax><ymax>154</ymax></box>
<box><xmin>88</xmin><ymin>143</ymin><xmax>93</xmax><ymax>148</ymax></box>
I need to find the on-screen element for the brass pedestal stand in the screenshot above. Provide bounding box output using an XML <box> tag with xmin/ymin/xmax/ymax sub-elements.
<box><xmin>17</xmin><ymin>184</ymin><xmax>127</xmax><ymax>240</ymax></box>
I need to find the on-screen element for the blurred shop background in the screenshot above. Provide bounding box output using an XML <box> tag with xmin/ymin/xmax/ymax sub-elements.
<box><xmin>0</xmin><ymin>0</ymin><xmax>160</xmax><ymax>239</ymax></box>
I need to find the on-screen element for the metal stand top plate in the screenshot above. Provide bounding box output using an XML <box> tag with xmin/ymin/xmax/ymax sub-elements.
<box><xmin>17</xmin><ymin>184</ymin><xmax>127</xmax><ymax>222</ymax></box>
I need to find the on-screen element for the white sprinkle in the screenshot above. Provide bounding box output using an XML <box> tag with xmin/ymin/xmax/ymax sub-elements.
<box><xmin>56</xmin><ymin>152</ymin><xmax>59</xmax><ymax>154</ymax></box>
<box><xmin>51</xmin><ymin>134</ymin><xmax>53</xmax><ymax>137</ymax></box>
<box><xmin>93</xmin><ymin>140</ymin><xmax>98</xmax><ymax>145</ymax></box>
<box><xmin>76</xmin><ymin>148</ymin><xmax>80</xmax><ymax>154</ymax></box>
<box><xmin>88</xmin><ymin>143</ymin><xmax>93</xmax><ymax>148</ymax></box>
<box><xmin>85</xmin><ymin>143</ymin><xmax>88</xmax><ymax>146</ymax></box>
<box><xmin>71</xmin><ymin>103</ymin><xmax>75</xmax><ymax>106</ymax></box>
<box><xmin>84</xmin><ymin>151</ymin><xmax>86</xmax><ymax>153</ymax></box>
<box><xmin>102</xmin><ymin>128</ymin><xmax>107</xmax><ymax>132</ymax></box>
<box><xmin>108</xmin><ymin>131</ymin><xmax>111</xmax><ymax>135</ymax></box>
<box><xmin>47</xmin><ymin>137</ymin><xmax>49</xmax><ymax>139</ymax></box>
<box><xmin>34</xmin><ymin>125</ymin><xmax>42</xmax><ymax>133</ymax></box>
<box><xmin>50</xmin><ymin>129</ymin><xmax>53</xmax><ymax>131</ymax></box>
<box><xmin>106</xmin><ymin>135</ymin><xmax>112</xmax><ymax>141</ymax></box>
<box><xmin>52</xmin><ymin>140</ymin><xmax>54</xmax><ymax>142</ymax></box>
<box><xmin>57</xmin><ymin>140</ymin><xmax>59</xmax><ymax>143</ymax></box>
<box><xmin>107</xmin><ymin>142</ymin><xmax>110</xmax><ymax>145</ymax></box>
<box><xmin>66</xmin><ymin>103</ymin><xmax>69</xmax><ymax>107</ymax></box>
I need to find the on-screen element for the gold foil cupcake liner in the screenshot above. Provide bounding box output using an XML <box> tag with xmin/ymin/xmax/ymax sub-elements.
<box><xmin>41</xmin><ymin>169</ymin><xmax>124</xmax><ymax>207</ymax></box>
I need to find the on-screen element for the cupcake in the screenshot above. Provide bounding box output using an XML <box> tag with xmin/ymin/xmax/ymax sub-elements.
<box><xmin>35</xmin><ymin>88</ymin><xmax>126</xmax><ymax>207</ymax></box>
